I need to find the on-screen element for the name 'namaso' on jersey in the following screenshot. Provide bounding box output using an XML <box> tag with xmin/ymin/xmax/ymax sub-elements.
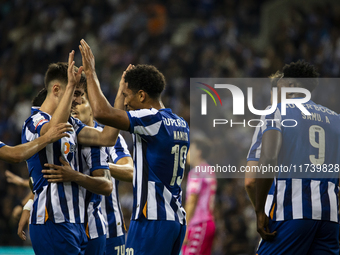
<box><xmin>261</xmin><ymin>100</ymin><xmax>340</xmax><ymax>223</ymax></box>
<box><xmin>22</xmin><ymin>108</ymin><xmax>86</xmax><ymax>225</ymax></box>
<box><xmin>127</xmin><ymin>108</ymin><xmax>189</xmax><ymax>224</ymax></box>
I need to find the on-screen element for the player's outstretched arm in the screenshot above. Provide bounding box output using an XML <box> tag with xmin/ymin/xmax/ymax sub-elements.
<box><xmin>79</xmin><ymin>39</ymin><xmax>130</xmax><ymax>131</ymax></box>
<box><xmin>255</xmin><ymin>130</ymin><xmax>281</xmax><ymax>241</ymax></box>
<box><xmin>108</xmin><ymin>157</ymin><xmax>134</xmax><ymax>182</ymax></box>
<box><xmin>40</xmin><ymin>51</ymin><xmax>83</xmax><ymax>136</ymax></box>
<box><xmin>0</xmin><ymin>123</ymin><xmax>72</xmax><ymax>163</ymax></box>
<box><xmin>5</xmin><ymin>170</ymin><xmax>30</xmax><ymax>187</ymax></box>
<box><xmin>42</xmin><ymin>157</ymin><xmax>113</xmax><ymax>196</ymax></box>
<box><xmin>77</xmin><ymin>125</ymin><xmax>118</xmax><ymax>147</ymax></box>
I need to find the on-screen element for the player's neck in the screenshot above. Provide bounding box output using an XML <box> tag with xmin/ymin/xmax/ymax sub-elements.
<box><xmin>145</xmin><ymin>99</ymin><xmax>165</xmax><ymax>110</ymax></box>
<box><xmin>39</xmin><ymin>97</ymin><xmax>58</xmax><ymax>116</ymax></box>
<box><xmin>84</xmin><ymin>118</ymin><xmax>95</xmax><ymax>127</ymax></box>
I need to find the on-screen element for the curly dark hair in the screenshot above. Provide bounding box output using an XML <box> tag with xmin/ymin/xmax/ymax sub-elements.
<box><xmin>124</xmin><ymin>64</ymin><xmax>166</xmax><ymax>99</ymax></box>
<box><xmin>282</xmin><ymin>60</ymin><xmax>319</xmax><ymax>92</ymax></box>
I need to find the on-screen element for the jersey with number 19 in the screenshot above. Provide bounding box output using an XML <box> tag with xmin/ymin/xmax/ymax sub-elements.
<box><xmin>127</xmin><ymin>108</ymin><xmax>189</xmax><ymax>224</ymax></box>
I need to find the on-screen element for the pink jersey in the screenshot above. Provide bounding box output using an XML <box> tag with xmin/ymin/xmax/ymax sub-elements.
<box><xmin>186</xmin><ymin>162</ymin><xmax>217</xmax><ymax>226</ymax></box>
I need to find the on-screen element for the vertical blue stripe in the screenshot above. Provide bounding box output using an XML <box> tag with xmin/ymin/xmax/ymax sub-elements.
<box><xmin>320</xmin><ymin>181</ymin><xmax>330</xmax><ymax>221</ymax></box>
<box><xmin>283</xmin><ymin>179</ymin><xmax>292</xmax><ymax>220</ymax></box>
<box><xmin>72</xmin><ymin>182</ymin><xmax>80</xmax><ymax>223</ymax></box>
<box><xmin>46</xmin><ymin>185</ymin><xmax>54</xmax><ymax>222</ymax></box>
<box><xmin>57</xmin><ymin>183</ymin><xmax>69</xmax><ymax>222</ymax></box>
<box><xmin>105</xmin><ymin>195</ymin><xmax>117</xmax><ymax>237</ymax></box>
<box><xmin>302</xmin><ymin>179</ymin><xmax>312</xmax><ymax>219</ymax></box>
<box><xmin>31</xmin><ymin>193</ymin><xmax>39</xmax><ymax>224</ymax></box>
<box><xmin>155</xmin><ymin>183</ymin><xmax>166</xmax><ymax>219</ymax></box>
<box><xmin>90</xmin><ymin>147</ymin><xmax>102</xmax><ymax>173</ymax></box>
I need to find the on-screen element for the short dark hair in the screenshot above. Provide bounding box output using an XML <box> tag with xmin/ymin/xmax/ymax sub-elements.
<box><xmin>32</xmin><ymin>88</ymin><xmax>47</xmax><ymax>107</ymax></box>
<box><xmin>44</xmin><ymin>62</ymin><xmax>68</xmax><ymax>93</ymax></box>
<box><xmin>282</xmin><ymin>60</ymin><xmax>319</xmax><ymax>92</ymax></box>
<box><xmin>191</xmin><ymin>137</ymin><xmax>212</xmax><ymax>159</ymax></box>
<box><xmin>44</xmin><ymin>62</ymin><xmax>86</xmax><ymax>93</ymax></box>
<box><xmin>124</xmin><ymin>64</ymin><xmax>166</xmax><ymax>99</ymax></box>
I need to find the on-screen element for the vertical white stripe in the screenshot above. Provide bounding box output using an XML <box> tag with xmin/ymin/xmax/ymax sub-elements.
<box><xmin>276</xmin><ymin>180</ymin><xmax>286</xmax><ymax>221</ymax></box>
<box><xmin>78</xmin><ymin>187</ymin><xmax>85</xmax><ymax>223</ymax></box>
<box><xmin>328</xmin><ymin>182</ymin><xmax>337</xmax><ymax>222</ymax></box>
<box><xmin>51</xmin><ymin>183</ymin><xmax>65</xmax><ymax>223</ymax></box>
<box><xmin>163</xmin><ymin>188</ymin><xmax>175</xmax><ymax>221</ymax></box>
<box><xmin>111</xmin><ymin>179</ymin><xmax>124</xmax><ymax>237</ymax></box>
<box><xmin>36</xmin><ymin>186</ymin><xmax>48</xmax><ymax>224</ymax></box>
<box><xmin>311</xmin><ymin>180</ymin><xmax>322</xmax><ymax>220</ymax></box>
<box><xmin>147</xmin><ymin>181</ymin><xmax>157</xmax><ymax>220</ymax></box>
<box><xmin>64</xmin><ymin>183</ymin><xmax>75</xmax><ymax>223</ymax></box>
<box><xmin>264</xmin><ymin>195</ymin><xmax>273</xmax><ymax>217</ymax></box>
<box><xmin>274</xmin><ymin>108</ymin><xmax>282</xmax><ymax>130</ymax></box>
<box><xmin>134</xmin><ymin>135</ymin><xmax>143</xmax><ymax>220</ymax></box>
<box><xmin>100</xmin><ymin>195</ymin><xmax>109</xmax><ymax>238</ymax></box>
<box><xmin>247</xmin><ymin>125</ymin><xmax>260</xmax><ymax>159</ymax></box>
<box><xmin>87</xmin><ymin>202</ymin><xmax>98</xmax><ymax>239</ymax></box>
<box><xmin>292</xmin><ymin>179</ymin><xmax>303</xmax><ymax>219</ymax></box>
<box><xmin>98</xmin><ymin>211</ymin><xmax>107</xmax><ymax>236</ymax></box>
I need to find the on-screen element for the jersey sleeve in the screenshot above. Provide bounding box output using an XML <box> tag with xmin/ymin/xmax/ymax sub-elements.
<box><xmin>126</xmin><ymin>108</ymin><xmax>163</xmax><ymax>136</ymax></box>
<box><xmin>31</xmin><ymin>112</ymin><xmax>50</xmax><ymax>136</ymax></box>
<box><xmin>108</xmin><ymin>134</ymin><xmax>131</xmax><ymax>164</ymax></box>
<box><xmin>69</xmin><ymin>116</ymin><xmax>86</xmax><ymax>135</ymax></box>
<box><xmin>0</xmin><ymin>141</ymin><xmax>5</xmax><ymax>149</ymax></box>
<box><xmin>82</xmin><ymin>146</ymin><xmax>110</xmax><ymax>174</ymax></box>
<box><xmin>186</xmin><ymin>171</ymin><xmax>203</xmax><ymax>195</ymax></box>
<box><xmin>261</xmin><ymin>106</ymin><xmax>282</xmax><ymax>134</ymax></box>
<box><xmin>247</xmin><ymin>115</ymin><xmax>265</xmax><ymax>161</ymax></box>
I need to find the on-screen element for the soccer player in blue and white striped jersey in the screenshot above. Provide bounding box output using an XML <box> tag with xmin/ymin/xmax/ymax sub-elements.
<box><xmin>245</xmin><ymin>72</ymin><xmax>283</xmax><ymax>213</ymax></box>
<box><xmin>22</xmin><ymin>53</ymin><xmax>117</xmax><ymax>255</ymax></box>
<box><xmin>255</xmin><ymin>61</ymin><xmax>340</xmax><ymax>254</ymax></box>
<box><xmin>71</xmin><ymin>90</ymin><xmax>133</xmax><ymax>255</ymax></box>
<box><xmin>80</xmin><ymin>39</ymin><xmax>189</xmax><ymax>255</ymax></box>
<box><xmin>0</xmin><ymin>123</ymin><xmax>72</xmax><ymax>163</ymax></box>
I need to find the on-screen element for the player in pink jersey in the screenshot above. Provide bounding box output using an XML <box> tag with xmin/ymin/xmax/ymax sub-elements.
<box><xmin>182</xmin><ymin>137</ymin><xmax>217</xmax><ymax>255</ymax></box>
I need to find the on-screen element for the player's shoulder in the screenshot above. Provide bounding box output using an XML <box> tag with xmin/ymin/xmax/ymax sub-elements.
<box><xmin>23</xmin><ymin>109</ymin><xmax>50</xmax><ymax>130</ymax></box>
<box><xmin>129</xmin><ymin>108</ymin><xmax>160</xmax><ymax>119</ymax></box>
<box><xmin>160</xmin><ymin>108</ymin><xmax>189</xmax><ymax>128</ymax></box>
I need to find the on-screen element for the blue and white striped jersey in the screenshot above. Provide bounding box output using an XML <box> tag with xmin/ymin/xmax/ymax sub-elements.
<box><xmin>247</xmin><ymin>112</ymin><xmax>276</xmax><ymax>217</ymax></box>
<box><xmin>0</xmin><ymin>141</ymin><xmax>5</xmax><ymax>149</ymax></box>
<box><xmin>77</xmin><ymin>121</ymin><xmax>110</xmax><ymax>239</ymax></box>
<box><xmin>262</xmin><ymin>100</ymin><xmax>340</xmax><ymax>222</ymax></box>
<box><xmin>96</xmin><ymin>123</ymin><xmax>131</xmax><ymax>238</ymax></box>
<box><xmin>22</xmin><ymin>108</ymin><xmax>86</xmax><ymax>225</ymax></box>
<box><xmin>127</xmin><ymin>108</ymin><xmax>189</xmax><ymax>224</ymax></box>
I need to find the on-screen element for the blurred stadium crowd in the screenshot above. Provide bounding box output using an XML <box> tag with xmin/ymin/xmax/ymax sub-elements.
<box><xmin>1</xmin><ymin>0</ymin><xmax>340</xmax><ymax>254</ymax></box>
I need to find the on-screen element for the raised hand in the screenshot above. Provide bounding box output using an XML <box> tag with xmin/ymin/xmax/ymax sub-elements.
<box><xmin>44</xmin><ymin>123</ymin><xmax>73</xmax><ymax>143</ymax></box>
<box><xmin>79</xmin><ymin>39</ymin><xmax>96</xmax><ymax>74</ymax></box>
<box><xmin>119</xmin><ymin>64</ymin><xmax>135</xmax><ymax>91</ymax></box>
<box><xmin>67</xmin><ymin>50</ymin><xmax>84</xmax><ymax>87</ymax></box>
